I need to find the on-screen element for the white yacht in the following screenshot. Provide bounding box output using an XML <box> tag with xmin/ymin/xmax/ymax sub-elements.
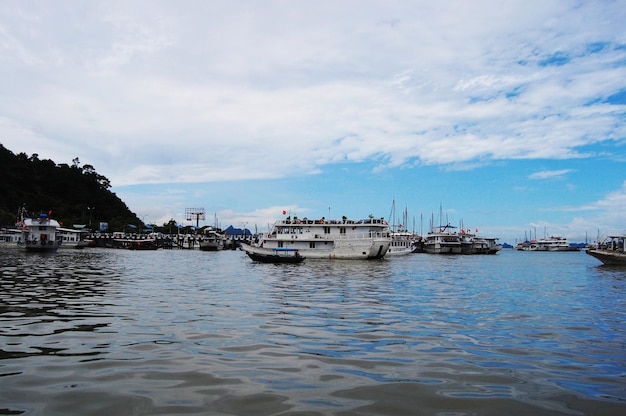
<box><xmin>242</xmin><ymin>215</ymin><xmax>391</xmax><ymax>259</ymax></box>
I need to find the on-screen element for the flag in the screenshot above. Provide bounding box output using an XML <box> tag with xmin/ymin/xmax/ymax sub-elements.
<box><xmin>475</xmin><ymin>228</ymin><xmax>479</xmax><ymax>233</ymax></box>
<box><xmin>282</xmin><ymin>210</ymin><xmax>287</xmax><ymax>215</ymax></box>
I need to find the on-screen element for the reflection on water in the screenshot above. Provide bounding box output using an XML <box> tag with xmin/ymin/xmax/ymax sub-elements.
<box><xmin>1</xmin><ymin>248</ymin><xmax>625</xmax><ymax>415</ymax></box>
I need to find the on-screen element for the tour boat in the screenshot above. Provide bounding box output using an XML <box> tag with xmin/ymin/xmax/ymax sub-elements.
<box><xmin>515</xmin><ymin>236</ymin><xmax>579</xmax><ymax>251</ymax></box>
<box><xmin>246</xmin><ymin>215</ymin><xmax>391</xmax><ymax>259</ymax></box>
<box><xmin>460</xmin><ymin>233</ymin><xmax>502</xmax><ymax>254</ymax></box>
<box><xmin>423</xmin><ymin>224</ymin><xmax>462</xmax><ymax>254</ymax></box>
<box><xmin>386</xmin><ymin>230</ymin><xmax>417</xmax><ymax>256</ymax></box>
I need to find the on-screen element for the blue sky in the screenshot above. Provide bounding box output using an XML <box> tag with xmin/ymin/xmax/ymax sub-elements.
<box><xmin>1</xmin><ymin>0</ymin><xmax>625</xmax><ymax>243</ymax></box>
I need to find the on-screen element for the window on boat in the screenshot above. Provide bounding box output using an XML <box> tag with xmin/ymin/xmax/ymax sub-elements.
<box><xmin>323</xmin><ymin>226</ymin><xmax>330</xmax><ymax>234</ymax></box>
<box><xmin>340</xmin><ymin>227</ymin><xmax>346</xmax><ymax>234</ymax></box>
<box><xmin>309</xmin><ymin>242</ymin><xmax>316</xmax><ymax>248</ymax></box>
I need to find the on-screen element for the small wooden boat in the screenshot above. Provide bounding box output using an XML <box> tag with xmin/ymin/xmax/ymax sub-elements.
<box><xmin>241</xmin><ymin>243</ymin><xmax>305</xmax><ymax>263</ymax></box>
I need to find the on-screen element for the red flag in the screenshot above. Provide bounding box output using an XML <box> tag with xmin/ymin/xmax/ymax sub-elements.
<box><xmin>475</xmin><ymin>228</ymin><xmax>479</xmax><ymax>233</ymax></box>
<box><xmin>282</xmin><ymin>210</ymin><xmax>287</xmax><ymax>215</ymax></box>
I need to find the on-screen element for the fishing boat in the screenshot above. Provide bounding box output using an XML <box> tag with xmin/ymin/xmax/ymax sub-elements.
<box><xmin>241</xmin><ymin>244</ymin><xmax>305</xmax><ymax>263</ymax></box>
<box><xmin>18</xmin><ymin>213</ymin><xmax>62</xmax><ymax>252</ymax></box>
<box><xmin>586</xmin><ymin>236</ymin><xmax>626</xmax><ymax>266</ymax></box>
<box><xmin>247</xmin><ymin>214</ymin><xmax>391</xmax><ymax>259</ymax></box>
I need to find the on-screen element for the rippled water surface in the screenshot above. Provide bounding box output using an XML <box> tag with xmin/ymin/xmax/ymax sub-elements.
<box><xmin>1</xmin><ymin>248</ymin><xmax>625</xmax><ymax>415</ymax></box>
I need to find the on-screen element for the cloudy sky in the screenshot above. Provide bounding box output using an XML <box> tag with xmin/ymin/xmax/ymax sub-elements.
<box><xmin>1</xmin><ymin>0</ymin><xmax>625</xmax><ymax>242</ymax></box>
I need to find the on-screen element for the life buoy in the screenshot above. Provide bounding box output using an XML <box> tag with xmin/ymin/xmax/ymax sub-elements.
<box><xmin>48</xmin><ymin>241</ymin><xmax>53</xmax><ymax>245</ymax></box>
<box><xmin>41</xmin><ymin>240</ymin><xmax>46</xmax><ymax>246</ymax></box>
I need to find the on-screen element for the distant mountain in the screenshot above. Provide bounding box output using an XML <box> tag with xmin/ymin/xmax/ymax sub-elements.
<box><xmin>0</xmin><ymin>144</ymin><xmax>141</xmax><ymax>231</ymax></box>
<box><xmin>224</xmin><ymin>225</ymin><xmax>252</xmax><ymax>236</ymax></box>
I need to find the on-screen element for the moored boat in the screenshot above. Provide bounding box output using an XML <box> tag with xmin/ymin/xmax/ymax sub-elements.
<box><xmin>199</xmin><ymin>228</ymin><xmax>226</xmax><ymax>251</ymax></box>
<box><xmin>18</xmin><ymin>213</ymin><xmax>62</xmax><ymax>252</ymax></box>
<box><xmin>515</xmin><ymin>236</ymin><xmax>579</xmax><ymax>251</ymax></box>
<box><xmin>57</xmin><ymin>227</ymin><xmax>89</xmax><ymax>249</ymax></box>
<box><xmin>241</xmin><ymin>244</ymin><xmax>305</xmax><ymax>263</ymax></box>
<box><xmin>460</xmin><ymin>233</ymin><xmax>502</xmax><ymax>254</ymax></box>
<box><xmin>0</xmin><ymin>227</ymin><xmax>22</xmax><ymax>249</ymax></box>
<box><xmin>586</xmin><ymin>236</ymin><xmax>626</xmax><ymax>266</ymax></box>
<box><xmin>386</xmin><ymin>230</ymin><xmax>416</xmax><ymax>256</ymax></box>
<box><xmin>247</xmin><ymin>214</ymin><xmax>391</xmax><ymax>260</ymax></box>
<box><xmin>423</xmin><ymin>224</ymin><xmax>462</xmax><ymax>254</ymax></box>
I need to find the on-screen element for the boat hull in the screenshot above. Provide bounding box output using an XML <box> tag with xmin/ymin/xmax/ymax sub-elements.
<box><xmin>19</xmin><ymin>240</ymin><xmax>61</xmax><ymax>252</ymax></box>
<box><xmin>586</xmin><ymin>249</ymin><xmax>626</xmax><ymax>266</ymax></box>
<box><xmin>260</xmin><ymin>238</ymin><xmax>389</xmax><ymax>259</ymax></box>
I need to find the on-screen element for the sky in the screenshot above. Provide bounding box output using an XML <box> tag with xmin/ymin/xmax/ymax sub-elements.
<box><xmin>1</xmin><ymin>0</ymin><xmax>625</xmax><ymax>243</ymax></box>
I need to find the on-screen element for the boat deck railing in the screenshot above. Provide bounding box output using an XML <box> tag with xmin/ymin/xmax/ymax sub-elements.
<box><xmin>269</xmin><ymin>231</ymin><xmax>390</xmax><ymax>241</ymax></box>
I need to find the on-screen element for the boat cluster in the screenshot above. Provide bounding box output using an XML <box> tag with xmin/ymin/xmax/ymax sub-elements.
<box><xmin>3</xmin><ymin>210</ymin><xmax>621</xmax><ymax>266</ymax></box>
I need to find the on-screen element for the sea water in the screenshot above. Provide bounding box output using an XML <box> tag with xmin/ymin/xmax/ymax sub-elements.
<box><xmin>0</xmin><ymin>248</ymin><xmax>625</xmax><ymax>415</ymax></box>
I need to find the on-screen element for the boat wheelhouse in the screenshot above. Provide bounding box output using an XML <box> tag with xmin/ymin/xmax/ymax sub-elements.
<box><xmin>250</xmin><ymin>215</ymin><xmax>391</xmax><ymax>259</ymax></box>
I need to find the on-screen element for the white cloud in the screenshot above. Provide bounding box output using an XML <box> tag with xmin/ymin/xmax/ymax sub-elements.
<box><xmin>1</xmin><ymin>2</ymin><xmax>623</xmax><ymax>185</ymax></box>
<box><xmin>528</xmin><ymin>169</ymin><xmax>573</xmax><ymax>180</ymax></box>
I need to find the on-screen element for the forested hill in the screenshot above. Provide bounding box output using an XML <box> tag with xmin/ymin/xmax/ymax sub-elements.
<box><xmin>0</xmin><ymin>144</ymin><xmax>140</xmax><ymax>231</ymax></box>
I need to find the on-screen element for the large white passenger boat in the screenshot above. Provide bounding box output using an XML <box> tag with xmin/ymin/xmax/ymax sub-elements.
<box><xmin>243</xmin><ymin>215</ymin><xmax>391</xmax><ymax>259</ymax></box>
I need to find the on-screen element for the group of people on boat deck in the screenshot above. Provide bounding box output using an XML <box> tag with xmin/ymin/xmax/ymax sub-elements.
<box><xmin>597</xmin><ymin>239</ymin><xmax>625</xmax><ymax>251</ymax></box>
